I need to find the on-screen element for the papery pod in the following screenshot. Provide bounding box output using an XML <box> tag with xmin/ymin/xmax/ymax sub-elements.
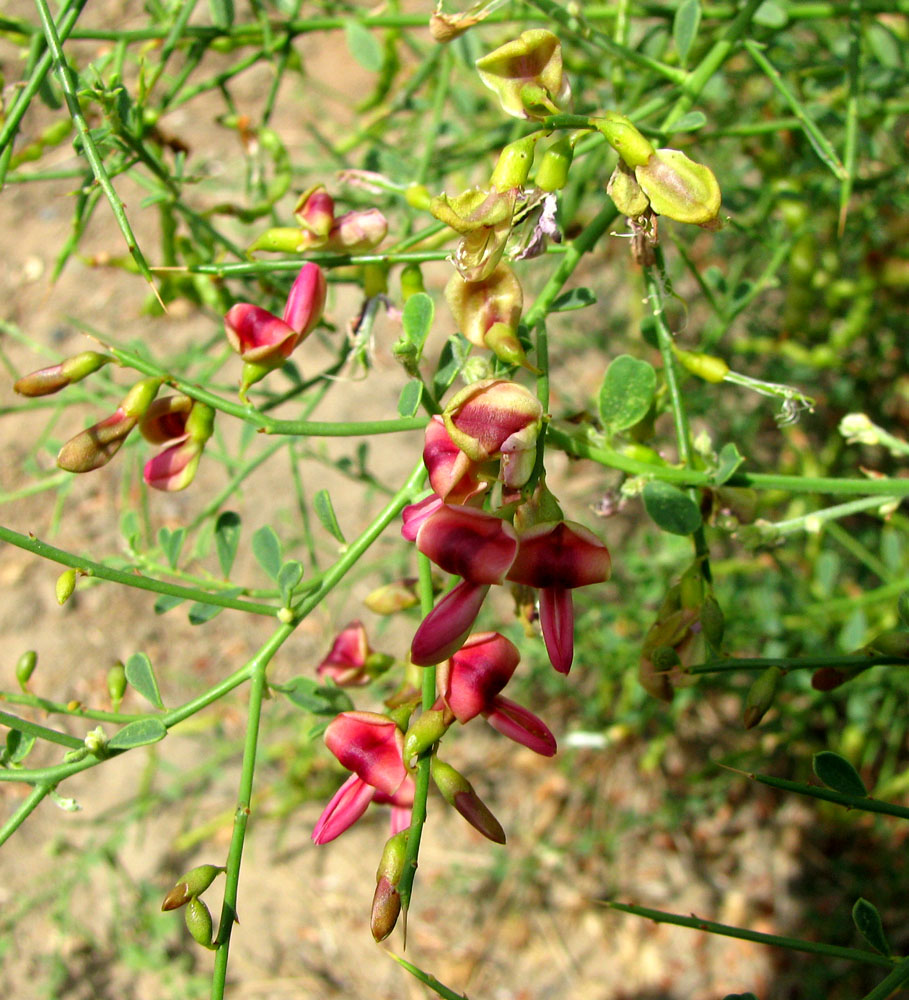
<box><xmin>607</xmin><ymin>161</ymin><xmax>650</xmax><ymax>218</ymax></box>
<box><xmin>430</xmin><ymin>186</ymin><xmax>516</xmax><ymax>235</ymax></box>
<box><xmin>635</xmin><ymin>149</ymin><xmax>722</xmax><ymax>226</ymax></box>
<box><xmin>476</xmin><ymin>30</ymin><xmax>570</xmax><ymax>120</ymax></box>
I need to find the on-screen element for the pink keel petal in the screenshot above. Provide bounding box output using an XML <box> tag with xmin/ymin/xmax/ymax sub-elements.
<box><xmin>224</xmin><ymin>304</ymin><xmax>299</xmax><ymax>364</ymax></box>
<box><xmin>401</xmin><ymin>494</ymin><xmax>444</xmax><ymax>541</ymax></box>
<box><xmin>144</xmin><ymin>437</ymin><xmax>201</xmax><ymax>492</ymax></box>
<box><xmin>410</xmin><ymin>581</ymin><xmax>490</xmax><ymax>666</ymax></box>
<box><xmin>311</xmin><ymin>774</ymin><xmax>375</xmax><ymax>844</ymax></box>
<box><xmin>282</xmin><ymin>262</ymin><xmax>327</xmax><ymax>336</ymax></box>
<box><xmin>539</xmin><ymin>586</ymin><xmax>574</xmax><ymax>674</ymax></box>
<box><xmin>485</xmin><ymin>695</ymin><xmax>557</xmax><ymax>756</ymax></box>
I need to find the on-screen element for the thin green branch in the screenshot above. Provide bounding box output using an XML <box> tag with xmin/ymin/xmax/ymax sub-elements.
<box><xmin>688</xmin><ymin>653</ymin><xmax>909</xmax><ymax>675</ymax></box>
<box><xmin>0</xmin><ymin>782</ymin><xmax>53</xmax><ymax>848</ymax></box>
<box><xmin>606</xmin><ymin>901</ymin><xmax>895</xmax><ymax>969</ymax></box>
<box><xmin>748</xmin><ymin>772</ymin><xmax>909</xmax><ymax>821</ymax></box>
<box><xmin>0</xmin><ymin>709</ymin><xmax>85</xmax><ymax>749</ymax></box>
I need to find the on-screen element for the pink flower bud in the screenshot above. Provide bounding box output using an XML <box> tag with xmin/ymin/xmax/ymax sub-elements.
<box><xmin>443</xmin><ymin>378</ymin><xmax>542</xmax><ymax>489</ymax></box>
<box><xmin>430</xmin><ymin>758</ymin><xmax>506</xmax><ymax>843</ymax></box>
<box><xmin>371</xmin><ymin>831</ymin><xmax>407</xmax><ymax>942</ymax></box>
<box><xmin>423</xmin><ymin>415</ymin><xmax>488</xmax><ymax>504</ymax></box>
<box><xmin>14</xmin><ymin>350</ymin><xmax>111</xmax><ymax>397</ymax></box>
<box><xmin>325</xmin><ymin>208</ymin><xmax>388</xmax><ymax>253</ymax></box>
<box><xmin>293</xmin><ymin>185</ymin><xmax>335</xmax><ymax>239</ymax></box>
<box><xmin>224</xmin><ymin>263</ymin><xmax>326</xmax><ymax>367</ymax></box>
<box><xmin>316</xmin><ymin>621</ymin><xmax>371</xmax><ymax>687</ymax></box>
<box><xmin>140</xmin><ymin>396</ymin><xmax>214</xmax><ymax>492</ymax></box>
<box><xmin>57</xmin><ymin>377</ymin><xmax>162</xmax><ymax>473</ymax></box>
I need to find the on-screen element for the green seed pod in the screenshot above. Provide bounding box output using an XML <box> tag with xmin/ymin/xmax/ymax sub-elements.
<box><xmin>107</xmin><ymin>662</ymin><xmax>127</xmax><ymax>710</ymax></box>
<box><xmin>672</xmin><ymin>345</ymin><xmax>729</xmax><ymax>383</ymax></box>
<box><xmin>162</xmin><ymin>864</ymin><xmax>226</xmax><ymax>911</ymax></box>
<box><xmin>56</xmin><ymin>568</ymin><xmax>77</xmax><ymax>605</ymax></box>
<box><xmin>184</xmin><ymin>897</ymin><xmax>215</xmax><ymax>949</ymax></box>
<box><xmin>16</xmin><ymin>650</ymin><xmax>37</xmax><ymax>692</ymax></box>
<box><xmin>743</xmin><ymin>666</ymin><xmax>782</xmax><ymax>729</ymax></box>
<box><xmin>535</xmin><ymin>135</ymin><xmax>574</xmax><ymax>192</ymax></box>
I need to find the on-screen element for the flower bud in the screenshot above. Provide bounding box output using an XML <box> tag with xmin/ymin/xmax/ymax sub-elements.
<box><xmin>490</xmin><ymin>136</ymin><xmax>537</xmax><ymax>193</ymax></box>
<box><xmin>162</xmin><ymin>864</ymin><xmax>226</xmax><ymax>911</ymax></box>
<box><xmin>371</xmin><ymin>831</ymin><xmax>407</xmax><ymax>942</ymax></box>
<box><xmin>743</xmin><ymin>666</ymin><xmax>781</xmax><ymax>729</ymax></box>
<box><xmin>596</xmin><ymin>113</ymin><xmax>655</xmax><ymax>170</ymax></box>
<box><xmin>246</xmin><ymin>226</ymin><xmax>307</xmax><ymax>256</ymax></box>
<box><xmin>364</xmin><ymin>579</ymin><xmax>420</xmax><ymax>614</ymax></box>
<box><xmin>404</xmin><ymin>183</ymin><xmax>432</xmax><ymax>211</ymax></box>
<box><xmin>84</xmin><ymin>726</ymin><xmax>108</xmax><ymax>756</ymax></box>
<box><xmin>431</xmin><ymin>758</ymin><xmax>506</xmax><ymax>843</ymax></box>
<box><xmin>672</xmin><ymin>345</ymin><xmax>729</xmax><ymax>383</ymax></box>
<box><xmin>14</xmin><ymin>350</ymin><xmax>112</xmax><ymax>397</ymax></box>
<box><xmin>325</xmin><ymin>208</ymin><xmax>388</xmax><ymax>254</ymax></box>
<box><xmin>476</xmin><ymin>30</ymin><xmax>570</xmax><ymax>120</ymax></box>
<box><xmin>56</xmin><ymin>568</ymin><xmax>77</xmax><ymax>605</ymax></box>
<box><xmin>184</xmin><ymin>897</ymin><xmax>215</xmax><ymax>949</ymax></box>
<box><xmin>535</xmin><ymin>135</ymin><xmax>574</xmax><ymax>192</ymax></box>
<box><xmin>107</xmin><ymin>661</ymin><xmax>127</xmax><ymax>710</ymax></box>
<box><xmin>863</xmin><ymin>630</ymin><xmax>909</xmax><ymax>657</ymax></box>
<box><xmin>16</xmin><ymin>650</ymin><xmax>37</xmax><ymax>692</ymax></box>
<box><xmin>402</xmin><ymin>708</ymin><xmax>449</xmax><ymax>761</ymax></box>
<box><xmin>293</xmin><ymin>184</ymin><xmax>335</xmax><ymax>238</ymax></box>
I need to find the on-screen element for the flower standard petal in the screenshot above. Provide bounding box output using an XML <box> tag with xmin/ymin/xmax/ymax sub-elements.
<box><xmin>224</xmin><ymin>303</ymin><xmax>300</xmax><ymax>365</ymax></box>
<box><xmin>323</xmin><ymin>711</ymin><xmax>408</xmax><ymax>797</ymax></box>
<box><xmin>439</xmin><ymin>631</ymin><xmax>521</xmax><ymax>722</ymax></box>
<box><xmin>415</xmin><ymin>505</ymin><xmax>518</xmax><ymax>584</ymax></box>
<box><xmin>282</xmin><ymin>262</ymin><xmax>327</xmax><ymax>336</ymax></box>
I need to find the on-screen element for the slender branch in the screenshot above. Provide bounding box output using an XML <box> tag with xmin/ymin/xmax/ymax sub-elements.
<box><xmin>748</xmin><ymin>772</ymin><xmax>909</xmax><ymax>821</ymax></box>
<box><xmin>0</xmin><ymin>782</ymin><xmax>54</xmax><ymax>848</ymax></box>
<box><xmin>688</xmin><ymin>653</ymin><xmax>909</xmax><ymax>675</ymax></box>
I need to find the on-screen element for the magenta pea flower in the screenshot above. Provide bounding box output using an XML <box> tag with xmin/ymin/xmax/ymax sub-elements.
<box><xmin>507</xmin><ymin>521</ymin><xmax>611</xmax><ymax>674</ymax></box>
<box><xmin>436</xmin><ymin>632</ymin><xmax>556</xmax><ymax>756</ymax></box>
<box><xmin>423</xmin><ymin>415</ymin><xmax>488</xmax><ymax>505</ymax></box>
<box><xmin>312</xmin><ymin>712</ymin><xmax>414</xmax><ymax>845</ymax></box>
<box><xmin>139</xmin><ymin>395</ymin><xmax>215</xmax><ymax>492</ymax></box>
<box><xmin>224</xmin><ymin>262</ymin><xmax>326</xmax><ymax>394</ymax></box>
<box><xmin>410</xmin><ymin>505</ymin><xmax>518</xmax><ymax>666</ymax></box>
<box><xmin>316</xmin><ymin>621</ymin><xmax>393</xmax><ymax>687</ymax></box>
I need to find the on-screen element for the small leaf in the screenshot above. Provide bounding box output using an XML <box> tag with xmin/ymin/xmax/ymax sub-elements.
<box><xmin>643</xmin><ymin>481</ymin><xmax>703</xmax><ymax>535</ymax></box>
<box><xmin>866</xmin><ymin>23</ymin><xmax>903</xmax><ymax>70</ymax></box>
<box><xmin>550</xmin><ymin>287</ymin><xmax>597</xmax><ymax>312</ymax></box>
<box><xmin>754</xmin><ymin>0</ymin><xmax>787</xmax><ymax>27</ymax></box>
<box><xmin>125</xmin><ymin>652</ymin><xmax>164</xmax><ymax>710</ymax></box>
<box><xmin>6</xmin><ymin>729</ymin><xmax>36</xmax><ymax>764</ymax></box>
<box><xmin>713</xmin><ymin>442</ymin><xmax>745</xmax><ymax>485</ymax></box>
<box><xmin>188</xmin><ymin>602</ymin><xmax>226</xmax><ymax>625</ymax></box>
<box><xmin>252</xmin><ymin>525</ymin><xmax>282</xmax><ymax>581</ymax></box>
<box><xmin>433</xmin><ymin>335</ymin><xmax>468</xmax><ymax>396</ymax></box>
<box><xmin>215</xmin><ymin>511</ymin><xmax>242</xmax><ymax>578</ymax></box>
<box><xmin>852</xmin><ymin>898</ymin><xmax>891</xmax><ymax>957</ymax></box>
<box><xmin>278</xmin><ymin>560</ymin><xmax>304</xmax><ymax>606</ymax></box>
<box><xmin>274</xmin><ymin>676</ymin><xmax>355</xmax><ymax>715</ymax></box>
<box><xmin>108</xmin><ymin>717</ymin><xmax>167</xmax><ymax>750</ymax></box>
<box><xmin>345</xmin><ymin>21</ymin><xmax>383</xmax><ymax>72</ymax></box>
<box><xmin>398</xmin><ymin>379</ymin><xmax>423</xmax><ymax>418</ymax></box>
<box><xmin>154</xmin><ymin>594</ymin><xmax>185</xmax><ymax>615</ymax></box>
<box><xmin>673</xmin><ymin>0</ymin><xmax>701</xmax><ymax>66</ymax></box>
<box><xmin>671</xmin><ymin>110</ymin><xmax>707</xmax><ymax>133</ymax></box>
<box><xmin>314</xmin><ymin>489</ymin><xmax>346</xmax><ymax>543</ymax></box>
<box><xmin>598</xmin><ymin>355</ymin><xmax>657</xmax><ymax>433</ymax></box>
<box><xmin>158</xmin><ymin>526</ymin><xmax>185</xmax><ymax>570</ymax></box>
<box><xmin>120</xmin><ymin>509</ymin><xmax>141</xmax><ymax>551</ymax></box>
<box><xmin>813</xmin><ymin>750</ymin><xmax>868</xmax><ymax>797</ymax></box>
<box><xmin>402</xmin><ymin>293</ymin><xmax>434</xmax><ymax>353</ymax></box>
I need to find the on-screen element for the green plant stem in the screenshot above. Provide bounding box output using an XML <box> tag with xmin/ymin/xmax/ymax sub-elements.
<box><xmin>398</xmin><ymin>551</ymin><xmax>436</xmax><ymax>916</ymax></box>
<box><xmin>545</xmin><ymin>424</ymin><xmax>909</xmax><ymax>497</ymax></box>
<box><xmin>0</xmin><ymin>525</ymin><xmax>279</xmax><ymax>616</ymax></box>
<box><xmin>747</xmin><ymin>772</ymin><xmax>909</xmax><ymax>821</ymax></box>
<box><xmin>643</xmin><ymin>252</ymin><xmax>712</xmax><ymax>579</ymax></box>
<box><xmin>0</xmin><ymin>709</ymin><xmax>84</xmax><ymax>749</ymax></box>
<box><xmin>386</xmin><ymin>952</ymin><xmax>464</xmax><ymax>1000</ymax></box>
<box><xmin>688</xmin><ymin>653</ymin><xmax>909</xmax><ymax>675</ymax></box>
<box><xmin>765</xmin><ymin>494</ymin><xmax>900</xmax><ymax>538</ymax></box>
<box><xmin>210</xmin><ymin>631</ymin><xmax>274</xmax><ymax>998</ymax></box>
<box><xmin>743</xmin><ymin>39</ymin><xmax>847</xmax><ymax>180</ymax></box>
<box><xmin>606</xmin><ymin>902</ymin><xmax>895</xmax><ymax>969</ymax></box>
<box><xmin>33</xmin><ymin>0</ymin><xmax>162</xmax><ymax>302</ymax></box>
<box><xmin>785</xmin><ymin>577</ymin><xmax>909</xmax><ymax>625</ymax></box>
<box><xmin>104</xmin><ymin>342</ymin><xmax>428</xmax><ymax>436</ymax></box>
<box><xmin>0</xmin><ymin>691</ymin><xmax>150</xmax><ymax>725</ymax></box>
<box><xmin>0</xmin><ymin>782</ymin><xmax>53</xmax><ymax>847</ymax></box>
<box><xmin>859</xmin><ymin>958</ymin><xmax>909</xmax><ymax>1000</ymax></box>
<box><xmin>839</xmin><ymin>0</ymin><xmax>862</xmax><ymax>234</ymax></box>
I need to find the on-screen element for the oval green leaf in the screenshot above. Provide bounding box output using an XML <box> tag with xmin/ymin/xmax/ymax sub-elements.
<box><xmin>671</xmin><ymin>110</ymin><xmax>707</xmax><ymax>133</ymax></box>
<box><xmin>813</xmin><ymin>750</ymin><xmax>868</xmax><ymax>797</ymax></box>
<box><xmin>252</xmin><ymin>525</ymin><xmax>282</xmax><ymax>581</ymax></box>
<box><xmin>852</xmin><ymin>898</ymin><xmax>891</xmax><ymax>957</ymax></box>
<box><xmin>643</xmin><ymin>481</ymin><xmax>703</xmax><ymax>535</ymax></box>
<box><xmin>673</xmin><ymin>0</ymin><xmax>701</xmax><ymax>66</ymax></box>
<box><xmin>215</xmin><ymin>511</ymin><xmax>241</xmax><ymax>578</ymax></box>
<box><xmin>125</xmin><ymin>652</ymin><xmax>164</xmax><ymax>709</ymax></box>
<box><xmin>398</xmin><ymin>379</ymin><xmax>422</xmax><ymax>418</ymax></box>
<box><xmin>314</xmin><ymin>489</ymin><xmax>346</xmax><ymax>543</ymax></box>
<box><xmin>108</xmin><ymin>717</ymin><xmax>167</xmax><ymax>750</ymax></box>
<box><xmin>598</xmin><ymin>355</ymin><xmax>657</xmax><ymax>433</ymax></box>
<box><xmin>345</xmin><ymin>21</ymin><xmax>383</xmax><ymax>72</ymax></box>
<box><xmin>402</xmin><ymin>292</ymin><xmax>434</xmax><ymax>353</ymax></box>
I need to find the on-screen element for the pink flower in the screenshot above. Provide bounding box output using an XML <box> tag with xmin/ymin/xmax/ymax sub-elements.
<box><xmin>436</xmin><ymin>632</ymin><xmax>556</xmax><ymax>755</ymax></box>
<box><xmin>224</xmin><ymin>262</ymin><xmax>326</xmax><ymax>367</ymax></box>
<box><xmin>507</xmin><ymin>521</ymin><xmax>611</xmax><ymax>674</ymax></box>
<box><xmin>316</xmin><ymin>621</ymin><xmax>370</xmax><ymax>687</ymax></box>
<box><xmin>410</xmin><ymin>505</ymin><xmax>519</xmax><ymax>666</ymax></box>
<box><xmin>312</xmin><ymin>712</ymin><xmax>414</xmax><ymax>845</ymax></box>
<box><xmin>139</xmin><ymin>395</ymin><xmax>214</xmax><ymax>492</ymax></box>
<box><xmin>423</xmin><ymin>415</ymin><xmax>487</xmax><ymax>504</ymax></box>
